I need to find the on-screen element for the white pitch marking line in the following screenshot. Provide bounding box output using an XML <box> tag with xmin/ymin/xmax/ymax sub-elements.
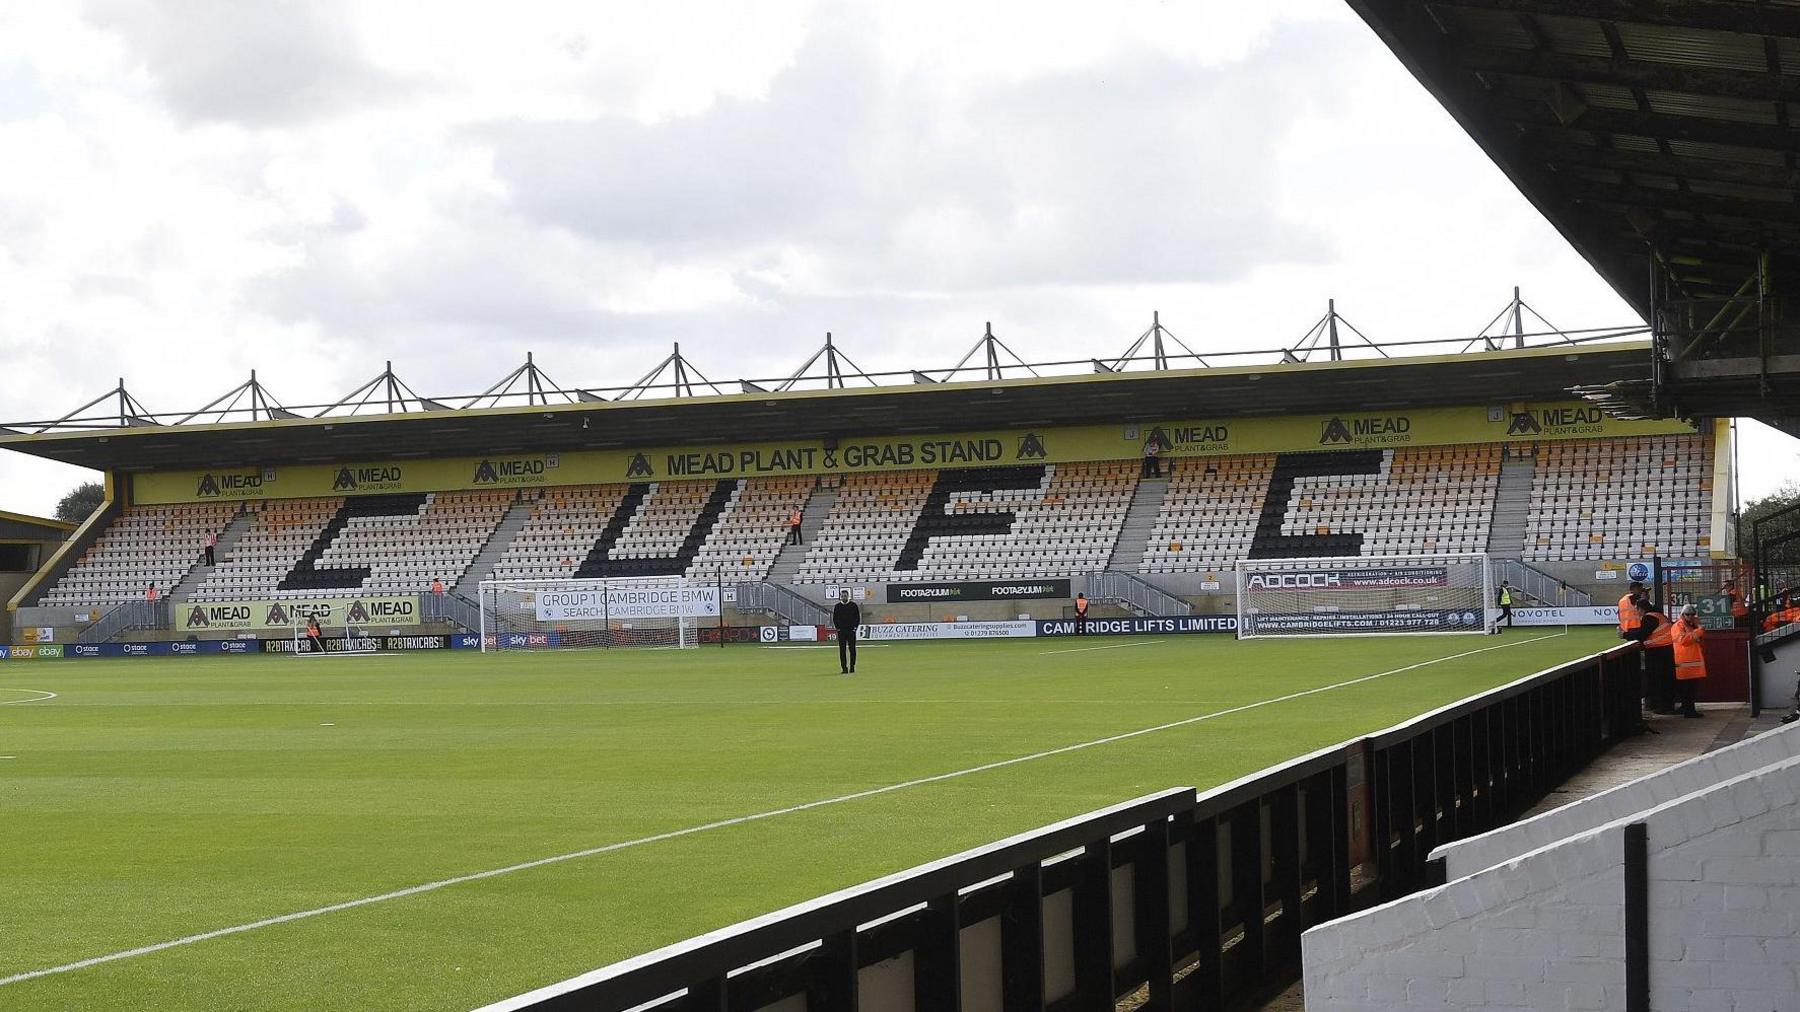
<box><xmin>0</xmin><ymin>632</ymin><xmax>1564</xmax><ymax>988</ymax></box>
<box><xmin>0</xmin><ymin>689</ymin><xmax>56</xmax><ymax>706</ymax></box>
<box><xmin>1038</xmin><ymin>642</ymin><xmax>1154</xmax><ymax>655</ymax></box>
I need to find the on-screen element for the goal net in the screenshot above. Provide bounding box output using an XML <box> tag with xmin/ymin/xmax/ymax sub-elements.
<box><xmin>290</xmin><ymin>618</ymin><xmax>380</xmax><ymax>655</ymax></box>
<box><xmin>477</xmin><ymin>576</ymin><xmax>717</xmax><ymax>651</ymax></box>
<box><xmin>1235</xmin><ymin>553</ymin><xmax>1494</xmax><ymax>638</ymax></box>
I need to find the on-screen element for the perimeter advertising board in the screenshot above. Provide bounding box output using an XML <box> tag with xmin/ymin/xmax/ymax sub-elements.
<box><xmin>175</xmin><ymin>596</ymin><xmax>421</xmax><ymax>633</ymax></box>
<box><xmin>134</xmin><ymin>401</ymin><xmax>1695</xmax><ymax>504</ymax></box>
<box><xmin>1036</xmin><ymin>616</ymin><xmax>1237</xmax><ymax>636</ymax></box>
<box><xmin>64</xmin><ymin>640</ymin><xmax>259</xmax><ymax>658</ymax></box>
<box><xmin>885</xmin><ymin>580</ymin><xmax>1071</xmax><ymax>604</ymax></box>
<box><xmin>1240</xmin><ymin>567</ymin><xmax>1450</xmax><ymax>592</ymax></box>
<box><xmin>0</xmin><ymin>645</ymin><xmax>64</xmax><ymax>659</ymax></box>
<box><xmin>1248</xmin><ymin>610</ymin><xmax>1487</xmax><ymax>634</ymax></box>
<box><xmin>1507</xmin><ymin>607</ymin><xmax>1618</xmax><ymax>627</ymax></box>
<box><xmin>531</xmin><ymin>585</ymin><xmax>722</xmax><ymax>621</ymax></box>
<box><xmin>859</xmin><ymin>621</ymin><xmax>1038</xmax><ymax>640</ymax></box>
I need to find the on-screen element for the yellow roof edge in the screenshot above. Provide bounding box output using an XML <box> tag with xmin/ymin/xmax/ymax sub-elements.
<box><xmin>0</xmin><ymin>509</ymin><xmax>77</xmax><ymax>532</ymax></box>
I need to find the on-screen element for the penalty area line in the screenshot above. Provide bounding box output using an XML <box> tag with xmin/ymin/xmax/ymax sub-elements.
<box><xmin>1038</xmin><ymin>641</ymin><xmax>1153</xmax><ymax>655</ymax></box>
<box><xmin>0</xmin><ymin>631</ymin><xmax>1563</xmax><ymax>988</ymax></box>
<box><xmin>0</xmin><ymin>689</ymin><xmax>57</xmax><ymax>706</ymax></box>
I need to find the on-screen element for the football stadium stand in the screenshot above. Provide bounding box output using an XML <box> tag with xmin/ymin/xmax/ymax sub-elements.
<box><xmin>1524</xmin><ymin>433</ymin><xmax>1714</xmax><ymax>563</ymax></box>
<box><xmin>1140</xmin><ymin>454</ymin><xmax>1272</xmax><ymax>574</ymax></box>
<box><xmin>490</xmin><ymin>483</ymin><xmax>633</xmax><ymax>584</ymax></box>
<box><xmin>1141</xmin><ymin>444</ymin><xmax>1501</xmax><ymax>573</ymax></box>
<box><xmin>190</xmin><ymin>491</ymin><xmax>511</xmax><ymax>601</ymax></box>
<box><xmin>21</xmin><ymin>432</ymin><xmax>1722</xmax><ymax>613</ymax></box>
<box><xmin>38</xmin><ymin>502</ymin><xmax>237</xmax><ymax>606</ymax></box>
<box><xmin>488</xmin><ymin>477</ymin><xmax>811</xmax><ymax>584</ymax></box>
<box><xmin>0</xmin><ymin>339</ymin><xmax>1737</xmax><ymax>643</ymax></box>
<box><xmin>791</xmin><ymin>461</ymin><xmax>1134</xmax><ymax>584</ymax></box>
<box><xmin>687</xmin><ymin>477</ymin><xmax>813</xmax><ymax>580</ymax></box>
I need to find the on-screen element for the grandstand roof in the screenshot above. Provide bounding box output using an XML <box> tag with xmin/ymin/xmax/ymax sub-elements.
<box><xmin>0</xmin><ymin>510</ymin><xmax>74</xmax><ymax>541</ymax></box>
<box><xmin>0</xmin><ymin>343</ymin><xmax>1653</xmax><ymax>473</ymax></box>
<box><xmin>1348</xmin><ymin>0</ymin><xmax>1800</xmax><ymax>314</ymax></box>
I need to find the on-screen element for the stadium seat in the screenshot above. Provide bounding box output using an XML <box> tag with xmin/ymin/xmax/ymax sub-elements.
<box><xmin>792</xmin><ymin>461</ymin><xmax>1134</xmax><ymax>584</ymax></box>
<box><xmin>1522</xmin><ymin>434</ymin><xmax>1713</xmax><ymax>561</ymax></box>
<box><xmin>37</xmin><ymin>502</ymin><xmax>239</xmax><ymax>606</ymax></box>
<box><xmin>187</xmin><ymin>490</ymin><xmax>511</xmax><ymax>601</ymax></box>
<box><xmin>1140</xmin><ymin>444</ymin><xmax>1500</xmax><ymax>573</ymax></box>
<box><xmin>489</xmin><ymin>477</ymin><xmax>811</xmax><ymax>583</ymax></box>
<box><xmin>30</xmin><ymin>435</ymin><xmax>1719</xmax><ymax>611</ymax></box>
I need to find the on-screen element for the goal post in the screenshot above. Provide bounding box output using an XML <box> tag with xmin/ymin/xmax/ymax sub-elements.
<box><xmin>477</xmin><ymin>576</ymin><xmax>715</xmax><ymax>651</ymax></box>
<box><xmin>1234</xmin><ymin>553</ymin><xmax>1495</xmax><ymax>639</ymax></box>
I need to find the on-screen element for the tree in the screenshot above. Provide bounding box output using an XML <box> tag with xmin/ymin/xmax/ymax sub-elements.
<box><xmin>1741</xmin><ymin>484</ymin><xmax>1800</xmax><ymax>612</ymax></box>
<box><xmin>54</xmin><ymin>481</ymin><xmax>104</xmax><ymax>523</ymax></box>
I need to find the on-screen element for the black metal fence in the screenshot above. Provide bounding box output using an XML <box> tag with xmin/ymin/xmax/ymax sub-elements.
<box><xmin>481</xmin><ymin>642</ymin><xmax>1642</xmax><ymax>1012</ymax></box>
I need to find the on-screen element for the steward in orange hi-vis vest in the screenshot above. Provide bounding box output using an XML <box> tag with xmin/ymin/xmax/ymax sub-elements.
<box><xmin>1723</xmin><ymin>580</ymin><xmax>1748</xmax><ymax>621</ymax></box>
<box><xmin>1671</xmin><ymin>607</ymin><xmax>1706</xmax><ymax>718</ymax></box>
<box><xmin>1617</xmin><ymin>582</ymin><xmax>1645</xmax><ymax>636</ymax></box>
<box><xmin>1764</xmin><ymin>600</ymin><xmax>1800</xmax><ymax>632</ymax></box>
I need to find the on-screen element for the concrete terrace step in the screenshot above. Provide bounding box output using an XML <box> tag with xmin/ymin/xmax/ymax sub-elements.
<box><xmin>1107</xmin><ymin>474</ymin><xmax>1169</xmax><ymax>572</ymax></box>
<box><xmin>454</xmin><ymin>497</ymin><xmax>536</xmax><ymax>596</ymax></box>
<box><xmin>1486</xmin><ymin>448</ymin><xmax>1535</xmax><ymax>559</ymax></box>
<box><xmin>169</xmin><ymin>509</ymin><xmax>257</xmax><ymax>603</ymax></box>
<box><xmin>765</xmin><ymin>481</ymin><xmax>836</xmax><ymax>587</ymax></box>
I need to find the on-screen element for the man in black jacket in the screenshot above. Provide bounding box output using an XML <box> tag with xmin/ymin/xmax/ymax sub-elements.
<box><xmin>833</xmin><ymin>590</ymin><xmax>861</xmax><ymax>674</ymax></box>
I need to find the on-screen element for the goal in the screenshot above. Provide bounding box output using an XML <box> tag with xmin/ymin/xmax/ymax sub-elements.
<box><xmin>290</xmin><ymin>618</ymin><xmax>380</xmax><ymax>655</ymax></box>
<box><xmin>477</xmin><ymin>576</ymin><xmax>719</xmax><ymax>651</ymax></box>
<box><xmin>1235</xmin><ymin>553</ymin><xmax>1494</xmax><ymax>638</ymax></box>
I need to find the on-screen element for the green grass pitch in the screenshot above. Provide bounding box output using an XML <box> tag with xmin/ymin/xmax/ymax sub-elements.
<box><xmin>0</xmin><ymin>629</ymin><xmax>1614</xmax><ymax>1011</ymax></box>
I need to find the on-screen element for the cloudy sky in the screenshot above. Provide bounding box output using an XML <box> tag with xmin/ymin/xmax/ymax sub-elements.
<box><xmin>0</xmin><ymin>0</ymin><xmax>1789</xmax><ymax>518</ymax></box>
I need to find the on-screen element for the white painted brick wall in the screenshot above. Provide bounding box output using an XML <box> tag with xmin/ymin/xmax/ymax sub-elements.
<box><xmin>1434</xmin><ymin>721</ymin><xmax>1800</xmax><ymax>880</ymax></box>
<box><xmin>1302</xmin><ymin>752</ymin><xmax>1800</xmax><ymax>1011</ymax></box>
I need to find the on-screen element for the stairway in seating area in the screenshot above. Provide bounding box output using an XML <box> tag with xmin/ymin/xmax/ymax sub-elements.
<box><xmin>1106</xmin><ymin>473</ymin><xmax>1168</xmax><ymax>572</ymax></box>
<box><xmin>168</xmin><ymin>508</ymin><xmax>256</xmax><ymax>603</ymax></box>
<box><xmin>1486</xmin><ymin>447</ymin><xmax>1536</xmax><ymax>560</ymax></box>
<box><xmin>454</xmin><ymin>497</ymin><xmax>535</xmax><ymax>596</ymax></box>
<box><xmin>764</xmin><ymin>480</ymin><xmax>837</xmax><ymax>586</ymax></box>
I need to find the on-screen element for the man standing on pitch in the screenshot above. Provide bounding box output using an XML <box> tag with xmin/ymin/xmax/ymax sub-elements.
<box><xmin>1073</xmin><ymin>592</ymin><xmax>1090</xmax><ymax>635</ymax></box>
<box><xmin>1495</xmin><ymin>581</ymin><xmax>1514</xmax><ymax>630</ymax></box>
<box><xmin>833</xmin><ymin>589</ymin><xmax>861</xmax><ymax>674</ymax></box>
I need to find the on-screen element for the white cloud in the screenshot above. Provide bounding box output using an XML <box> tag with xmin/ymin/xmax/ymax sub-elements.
<box><xmin>81</xmin><ymin>0</ymin><xmax>400</xmax><ymax>125</ymax></box>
